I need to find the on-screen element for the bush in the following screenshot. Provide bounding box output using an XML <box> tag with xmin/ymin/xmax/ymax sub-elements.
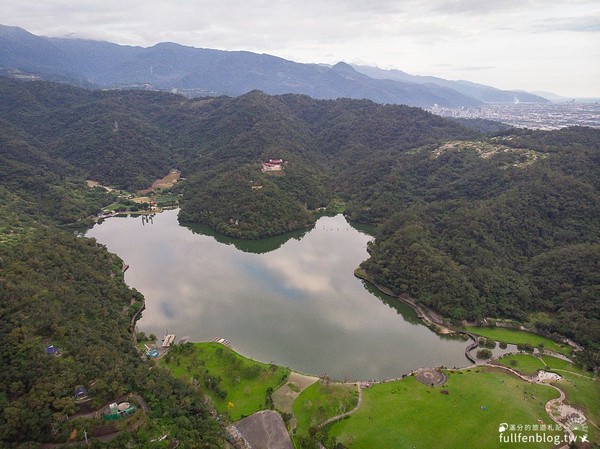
<box><xmin>517</xmin><ymin>343</ymin><xmax>534</xmax><ymax>353</ymax></box>
<box><xmin>484</xmin><ymin>339</ymin><xmax>496</xmax><ymax>349</ymax></box>
<box><xmin>478</xmin><ymin>337</ymin><xmax>496</xmax><ymax>349</ymax></box>
<box><xmin>476</xmin><ymin>349</ymin><xmax>493</xmax><ymax>359</ymax></box>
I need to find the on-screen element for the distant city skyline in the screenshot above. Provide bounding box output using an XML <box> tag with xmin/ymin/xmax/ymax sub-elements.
<box><xmin>3</xmin><ymin>0</ymin><xmax>600</xmax><ymax>98</ymax></box>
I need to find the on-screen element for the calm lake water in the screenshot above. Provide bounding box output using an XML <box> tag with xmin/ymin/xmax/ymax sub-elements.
<box><xmin>87</xmin><ymin>209</ymin><xmax>469</xmax><ymax>380</ymax></box>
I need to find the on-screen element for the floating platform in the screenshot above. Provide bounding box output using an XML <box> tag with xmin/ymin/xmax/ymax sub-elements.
<box><xmin>213</xmin><ymin>337</ymin><xmax>231</xmax><ymax>347</ymax></box>
<box><xmin>162</xmin><ymin>334</ymin><xmax>176</xmax><ymax>348</ymax></box>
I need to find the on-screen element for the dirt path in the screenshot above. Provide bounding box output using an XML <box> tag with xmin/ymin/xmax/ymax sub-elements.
<box><xmin>41</xmin><ymin>394</ymin><xmax>148</xmax><ymax>448</ymax></box>
<box><xmin>318</xmin><ymin>383</ymin><xmax>362</xmax><ymax>429</ymax></box>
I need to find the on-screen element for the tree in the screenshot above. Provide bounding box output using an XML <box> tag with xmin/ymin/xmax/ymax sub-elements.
<box><xmin>476</xmin><ymin>349</ymin><xmax>493</xmax><ymax>359</ymax></box>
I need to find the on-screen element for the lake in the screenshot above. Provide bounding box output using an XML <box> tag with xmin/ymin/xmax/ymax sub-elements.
<box><xmin>87</xmin><ymin>209</ymin><xmax>469</xmax><ymax>380</ymax></box>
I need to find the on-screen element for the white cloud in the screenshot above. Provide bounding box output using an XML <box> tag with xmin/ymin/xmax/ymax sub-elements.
<box><xmin>2</xmin><ymin>0</ymin><xmax>599</xmax><ymax>96</ymax></box>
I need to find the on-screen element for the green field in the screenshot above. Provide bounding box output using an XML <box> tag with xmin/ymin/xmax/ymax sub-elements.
<box><xmin>292</xmin><ymin>380</ymin><xmax>358</xmax><ymax>437</ymax></box>
<box><xmin>465</xmin><ymin>327</ymin><xmax>571</xmax><ymax>356</ymax></box>
<box><xmin>496</xmin><ymin>354</ymin><xmax>546</xmax><ymax>375</ymax></box>
<box><xmin>160</xmin><ymin>342</ymin><xmax>289</xmax><ymax>421</ymax></box>
<box><xmin>328</xmin><ymin>369</ymin><xmax>559</xmax><ymax>449</ymax></box>
<box><xmin>154</xmin><ymin>193</ymin><xmax>180</xmax><ymax>206</ymax></box>
<box><xmin>540</xmin><ymin>355</ymin><xmax>589</xmax><ymax>376</ymax></box>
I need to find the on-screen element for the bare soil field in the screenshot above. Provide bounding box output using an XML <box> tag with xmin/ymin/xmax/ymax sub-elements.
<box><xmin>131</xmin><ymin>196</ymin><xmax>151</xmax><ymax>204</ymax></box>
<box><xmin>151</xmin><ymin>171</ymin><xmax>180</xmax><ymax>190</ymax></box>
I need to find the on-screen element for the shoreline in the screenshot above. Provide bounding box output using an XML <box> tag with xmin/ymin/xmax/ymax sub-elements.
<box><xmin>353</xmin><ymin>268</ymin><xmax>454</xmax><ymax>335</ymax></box>
<box><xmin>353</xmin><ymin>267</ymin><xmax>580</xmax><ymax>358</ymax></box>
<box><xmin>118</xmin><ymin>217</ymin><xmax>579</xmax><ymax>383</ymax></box>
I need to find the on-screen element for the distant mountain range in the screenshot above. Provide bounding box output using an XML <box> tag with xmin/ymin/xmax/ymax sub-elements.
<box><xmin>0</xmin><ymin>24</ymin><xmax>549</xmax><ymax>108</ymax></box>
<box><xmin>352</xmin><ymin>65</ymin><xmax>548</xmax><ymax>104</ymax></box>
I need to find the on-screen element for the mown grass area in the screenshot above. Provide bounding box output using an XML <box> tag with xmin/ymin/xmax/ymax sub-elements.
<box><xmin>540</xmin><ymin>355</ymin><xmax>589</xmax><ymax>376</ymax></box>
<box><xmin>160</xmin><ymin>342</ymin><xmax>289</xmax><ymax>421</ymax></box>
<box><xmin>465</xmin><ymin>326</ymin><xmax>571</xmax><ymax>356</ymax></box>
<box><xmin>292</xmin><ymin>380</ymin><xmax>358</xmax><ymax>438</ymax></box>
<box><xmin>154</xmin><ymin>193</ymin><xmax>179</xmax><ymax>206</ymax></box>
<box><xmin>496</xmin><ymin>354</ymin><xmax>546</xmax><ymax>375</ymax></box>
<box><xmin>328</xmin><ymin>369</ymin><xmax>559</xmax><ymax>449</ymax></box>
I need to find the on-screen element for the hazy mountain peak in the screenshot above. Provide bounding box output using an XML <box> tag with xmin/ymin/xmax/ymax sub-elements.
<box><xmin>330</xmin><ymin>61</ymin><xmax>359</xmax><ymax>75</ymax></box>
<box><xmin>0</xmin><ymin>24</ymin><xmax>31</xmax><ymax>38</ymax></box>
<box><xmin>151</xmin><ymin>41</ymin><xmax>195</xmax><ymax>50</ymax></box>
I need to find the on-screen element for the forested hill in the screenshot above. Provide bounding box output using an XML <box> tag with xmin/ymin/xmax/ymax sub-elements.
<box><xmin>1</xmin><ymin>77</ymin><xmax>599</xmax><ymax>376</ymax></box>
<box><xmin>354</xmin><ymin>130</ymin><xmax>600</xmax><ymax>366</ymax></box>
<box><xmin>0</xmin><ymin>78</ymin><xmax>477</xmax><ymax>237</ymax></box>
<box><xmin>0</xmin><ymin>82</ymin><xmax>224</xmax><ymax>446</ymax></box>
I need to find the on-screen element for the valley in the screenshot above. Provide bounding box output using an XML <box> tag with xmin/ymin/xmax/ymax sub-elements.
<box><xmin>0</xmin><ymin>77</ymin><xmax>598</xmax><ymax>448</ymax></box>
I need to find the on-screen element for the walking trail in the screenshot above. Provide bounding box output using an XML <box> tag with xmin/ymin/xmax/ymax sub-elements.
<box><xmin>318</xmin><ymin>383</ymin><xmax>363</xmax><ymax>429</ymax></box>
<box><xmin>485</xmin><ymin>363</ymin><xmax>584</xmax><ymax>443</ymax></box>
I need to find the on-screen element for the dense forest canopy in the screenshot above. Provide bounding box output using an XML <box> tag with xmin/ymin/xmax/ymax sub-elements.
<box><xmin>0</xmin><ymin>77</ymin><xmax>598</xmax><ymax>445</ymax></box>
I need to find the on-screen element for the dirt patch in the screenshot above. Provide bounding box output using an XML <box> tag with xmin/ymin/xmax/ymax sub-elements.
<box><xmin>415</xmin><ymin>368</ymin><xmax>447</xmax><ymax>387</ymax></box>
<box><xmin>272</xmin><ymin>372</ymin><xmax>319</xmax><ymax>414</ymax></box>
<box><xmin>235</xmin><ymin>410</ymin><xmax>293</xmax><ymax>449</ymax></box>
<box><xmin>91</xmin><ymin>425</ymin><xmax>117</xmax><ymax>438</ymax></box>
<box><xmin>151</xmin><ymin>171</ymin><xmax>180</xmax><ymax>190</ymax></box>
<box><xmin>535</xmin><ymin>370</ymin><xmax>562</xmax><ymax>382</ymax></box>
<box><xmin>131</xmin><ymin>196</ymin><xmax>151</xmax><ymax>204</ymax></box>
<box><xmin>86</xmin><ymin>180</ymin><xmax>113</xmax><ymax>192</ymax></box>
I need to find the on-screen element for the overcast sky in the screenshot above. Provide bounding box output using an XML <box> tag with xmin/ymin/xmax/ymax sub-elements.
<box><xmin>4</xmin><ymin>0</ymin><xmax>600</xmax><ymax>97</ymax></box>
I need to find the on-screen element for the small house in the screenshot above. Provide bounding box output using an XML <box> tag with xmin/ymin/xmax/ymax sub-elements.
<box><xmin>45</xmin><ymin>345</ymin><xmax>60</xmax><ymax>356</ymax></box>
<box><xmin>74</xmin><ymin>386</ymin><xmax>88</xmax><ymax>400</ymax></box>
<box><xmin>146</xmin><ymin>349</ymin><xmax>160</xmax><ymax>358</ymax></box>
<box><xmin>261</xmin><ymin>158</ymin><xmax>286</xmax><ymax>173</ymax></box>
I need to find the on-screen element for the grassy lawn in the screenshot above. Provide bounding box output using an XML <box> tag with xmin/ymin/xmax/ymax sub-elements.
<box><xmin>539</xmin><ymin>355</ymin><xmax>589</xmax><ymax>376</ymax></box>
<box><xmin>154</xmin><ymin>193</ymin><xmax>179</xmax><ymax>206</ymax></box>
<box><xmin>160</xmin><ymin>342</ymin><xmax>289</xmax><ymax>421</ymax></box>
<box><xmin>103</xmin><ymin>202</ymin><xmax>127</xmax><ymax>211</ymax></box>
<box><xmin>465</xmin><ymin>327</ymin><xmax>571</xmax><ymax>356</ymax></box>
<box><xmin>292</xmin><ymin>380</ymin><xmax>358</xmax><ymax>437</ymax></box>
<box><xmin>496</xmin><ymin>354</ymin><xmax>546</xmax><ymax>376</ymax></box>
<box><xmin>328</xmin><ymin>369</ymin><xmax>559</xmax><ymax>449</ymax></box>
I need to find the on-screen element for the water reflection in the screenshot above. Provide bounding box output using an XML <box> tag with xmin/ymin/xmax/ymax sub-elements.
<box><xmin>181</xmin><ymin>221</ymin><xmax>312</xmax><ymax>254</ymax></box>
<box><xmin>87</xmin><ymin>209</ymin><xmax>468</xmax><ymax>380</ymax></box>
<box><xmin>361</xmin><ymin>282</ymin><xmax>421</xmax><ymax>325</ymax></box>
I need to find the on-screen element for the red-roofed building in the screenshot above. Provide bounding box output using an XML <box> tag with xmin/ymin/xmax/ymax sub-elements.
<box><xmin>262</xmin><ymin>158</ymin><xmax>286</xmax><ymax>172</ymax></box>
